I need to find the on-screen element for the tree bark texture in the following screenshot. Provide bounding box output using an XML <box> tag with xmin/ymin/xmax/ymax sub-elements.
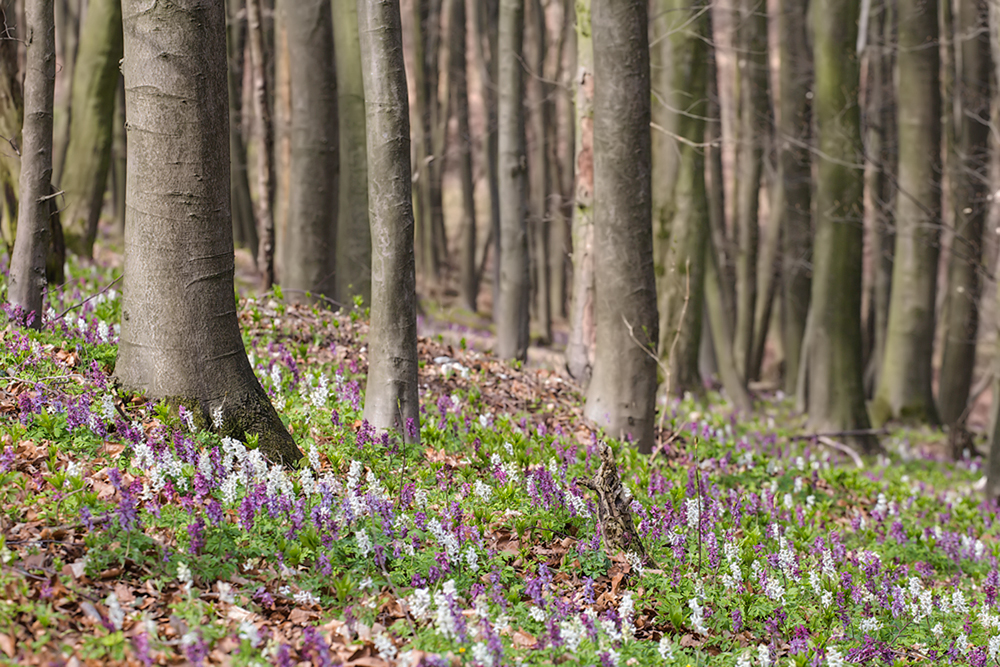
<box><xmin>282</xmin><ymin>0</ymin><xmax>338</xmax><ymax>304</ymax></box>
<box><xmin>472</xmin><ymin>0</ymin><xmax>500</xmax><ymax>308</ymax></box>
<box><xmin>58</xmin><ymin>0</ymin><xmax>121</xmax><ymax>257</ymax></box>
<box><xmin>804</xmin><ymin>0</ymin><xmax>875</xmax><ymax>453</ymax></box>
<box><xmin>333</xmin><ymin>0</ymin><xmax>372</xmax><ymax>306</ymax></box>
<box><xmin>227</xmin><ymin>0</ymin><xmax>258</xmax><ymax>260</ymax></box>
<box><xmin>116</xmin><ymin>0</ymin><xmax>302</xmax><ymax>466</ymax></box>
<box><xmin>525</xmin><ymin>0</ymin><xmax>551</xmax><ymax>343</ymax></box>
<box><xmin>0</xmin><ymin>0</ymin><xmax>22</xmax><ymax>253</ymax></box>
<box><xmin>871</xmin><ymin>0</ymin><xmax>941</xmax><ymax>426</ymax></box>
<box><xmin>937</xmin><ymin>0</ymin><xmax>990</xmax><ymax>426</ymax></box>
<box><xmin>247</xmin><ymin>0</ymin><xmax>276</xmax><ymax>291</ymax></box>
<box><xmin>358</xmin><ymin>0</ymin><xmax>421</xmax><ymax>443</ymax></box>
<box><xmin>650</xmin><ymin>0</ymin><xmax>708</xmax><ymax>397</ymax></box>
<box><xmin>51</xmin><ymin>0</ymin><xmax>79</xmax><ymax>185</ymax></box>
<box><xmin>411</xmin><ymin>0</ymin><xmax>443</xmax><ymax>278</ymax></box>
<box><xmin>584</xmin><ymin>0</ymin><xmax>658</xmax><ymax>452</ymax></box>
<box><xmin>550</xmin><ymin>0</ymin><xmax>574</xmax><ymax>321</ymax></box>
<box><xmin>495</xmin><ymin>0</ymin><xmax>530</xmax><ymax>361</ymax></box>
<box><xmin>8</xmin><ymin>0</ymin><xmax>54</xmax><ymax>328</ymax></box>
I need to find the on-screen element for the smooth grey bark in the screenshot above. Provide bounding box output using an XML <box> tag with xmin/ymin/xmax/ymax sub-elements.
<box><xmin>283</xmin><ymin>0</ymin><xmax>338</xmax><ymax>303</ymax></box>
<box><xmin>871</xmin><ymin>0</ymin><xmax>941</xmax><ymax>426</ymax></box>
<box><xmin>495</xmin><ymin>0</ymin><xmax>530</xmax><ymax>361</ymax></box>
<box><xmin>650</xmin><ymin>0</ymin><xmax>708</xmax><ymax>397</ymax></box>
<box><xmin>333</xmin><ymin>0</ymin><xmax>371</xmax><ymax>306</ymax></box>
<box><xmin>550</xmin><ymin>0</ymin><xmax>574</xmax><ymax>321</ymax></box>
<box><xmin>116</xmin><ymin>0</ymin><xmax>302</xmax><ymax>466</ymax></box>
<box><xmin>472</xmin><ymin>0</ymin><xmax>500</xmax><ymax>307</ymax></box>
<box><xmin>358</xmin><ymin>0</ymin><xmax>420</xmax><ymax>443</ymax></box>
<box><xmin>52</xmin><ymin>0</ymin><xmax>78</xmax><ymax>185</ymax></box>
<box><xmin>111</xmin><ymin>78</ymin><xmax>126</xmax><ymax>235</ymax></box>
<box><xmin>938</xmin><ymin>0</ymin><xmax>990</xmax><ymax>426</ymax></box>
<box><xmin>226</xmin><ymin>0</ymin><xmax>258</xmax><ymax>260</ymax></box>
<box><xmin>749</xmin><ymin>158</ymin><xmax>781</xmax><ymax>383</ymax></box>
<box><xmin>0</xmin><ymin>0</ymin><xmax>22</xmax><ymax>253</ymax></box>
<box><xmin>8</xmin><ymin>0</ymin><xmax>54</xmax><ymax>328</ymax></box>
<box><xmin>985</xmin><ymin>0</ymin><xmax>1000</xmax><ymax>501</ymax></box>
<box><xmin>59</xmin><ymin>0</ymin><xmax>121</xmax><ymax>257</ymax></box>
<box><xmin>526</xmin><ymin>0</ymin><xmax>551</xmax><ymax>343</ymax></box>
<box><xmin>272</xmin><ymin>8</ymin><xmax>292</xmax><ymax>283</ymax></box>
<box><xmin>584</xmin><ymin>0</ymin><xmax>658</xmax><ymax>452</ymax></box>
<box><xmin>411</xmin><ymin>0</ymin><xmax>443</xmax><ymax>278</ymax></box>
<box><xmin>803</xmin><ymin>0</ymin><xmax>875</xmax><ymax>453</ymax></box>
<box><xmin>247</xmin><ymin>0</ymin><xmax>276</xmax><ymax>291</ymax></box>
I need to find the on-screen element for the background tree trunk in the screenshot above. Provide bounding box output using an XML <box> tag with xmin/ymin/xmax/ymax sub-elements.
<box><xmin>247</xmin><ymin>0</ymin><xmax>276</xmax><ymax>291</ymax></box>
<box><xmin>411</xmin><ymin>0</ymin><xmax>442</xmax><ymax>278</ymax></box>
<box><xmin>872</xmin><ymin>0</ymin><xmax>941</xmax><ymax>426</ymax></box>
<box><xmin>584</xmin><ymin>0</ymin><xmax>658</xmax><ymax>452</ymax></box>
<box><xmin>525</xmin><ymin>0</ymin><xmax>551</xmax><ymax>344</ymax></box>
<box><xmin>471</xmin><ymin>0</ymin><xmax>500</xmax><ymax>308</ymax></box>
<box><xmin>803</xmin><ymin>0</ymin><xmax>875</xmax><ymax>453</ymax></box>
<box><xmin>333</xmin><ymin>0</ymin><xmax>371</xmax><ymax>306</ymax></box>
<box><xmin>358</xmin><ymin>0</ymin><xmax>420</xmax><ymax>443</ymax></box>
<box><xmin>227</xmin><ymin>0</ymin><xmax>258</xmax><ymax>261</ymax></box>
<box><xmin>8</xmin><ymin>0</ymin><xmax>54</xmax><ymax>328</ymax></box>
<box><xmin>58</xmin><ymin>0</ymin><xmax>121</xmax><ymax>257</ymax></box>
<box><xmin>116</xmin><ymin>0</ymin><xmax>301</xmax><ymax>466</ymax></box>
<box><xmin>495</xmin><ymin>0</ymin><xmax>530</xmax><ymax>361</ymax></box>
<box><xmin>0</xmin><ymin>0</ymin><xmax>23</xmax><ymax>253</ymax></box>
<box><xmin>282</xmin><ymin>0</ymin><xmax>337</xmax><ymax>303</ymax></box>
<box><xmin>51</xmin><ymin>0</ymin><xmax>78</xmax><ymax>184</ymax></box>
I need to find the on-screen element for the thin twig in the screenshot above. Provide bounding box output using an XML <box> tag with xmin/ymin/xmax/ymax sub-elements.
<box><xmin>816</xmin><ymin>436</ymin><xmax>864</xmax><ymax>469</ymax></box>
<box><xmin>788</xmin><ymin>428</ymin><xmax>888</xmax><ymax>441</ymax></box>
<box><xmin>49</xmin><ymin>275</ymin><xmax>123</xmax><ymax>324</ymax></box>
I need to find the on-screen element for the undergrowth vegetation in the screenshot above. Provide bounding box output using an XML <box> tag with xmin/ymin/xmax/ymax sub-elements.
<box><xmin>0</xmin><ymin>259</ymin><xmax>997</xmax><ymax>666</ymax></box>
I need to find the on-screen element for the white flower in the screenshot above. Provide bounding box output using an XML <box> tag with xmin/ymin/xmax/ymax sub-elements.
<box><xmin>826</xmin><ymin>647</ymin><xmax>845</xmax><ymax>667</ymax></box>
<box><xmin>464</xmin><ymin>546</ymin><xmax>479</xmax><ymax>572</ymax></box>
<box><xmin>783</xmin><ymin>493</ymin><xmax>793</xmax><ymax>510</ymax></box>
<box><xmin>373</xmin><ymin>632</ymin><xmax>397</xmax><ymax>660</ymax></box>
<box><xmin>685</xmin><ymin>498</ymin><xmax>701</xmax><ymax>529</ymax></box>
<box><xmin>952</xmin><ymin>590</ymin><xmax>969</xmax><ymax>615</ymax></box>
<box><xmin>355</xmin><ymin>529</ymin><xmax>373</xmax><ymax>557</ymax></box>
<box><xmin>211</xmin><ymin>406</ymin><xmax>224</xmax><ymax>429</ymax></box>
<box><xmin>239</xmin><ymin>620</ymin><xmax>261</xmax><ymax>647</ymax></box>
<box><xmin>308</xmin><ymin>445</ymin><xmax>321</xmax><ymax>471</ymax></box>
<box><xmin>657</xmin><ymin>637</ymin><xmax>675</xmax><ymax>661</ymax></box>
<box><xmin>294</xmin><ymin>590</ymin><xmax>320</xmax><ymax>606</ymax></box>
<box><xmin>931</xmin><ymin>623</ymin><xmax>944</xmax><ymax>638</ymax></box>
<box><xmin>473</xmin><ymin>480</ymin><xmax>493</xmax><ymax>501</ymax></box>
<box><xmin>177</xmin><ymin>562</ymin><xmax>192</xmax><ymax>585</ymax></box>
<box><xmin>105</xmin><ymin>592</ymin><xmax>124</xmax><ymax>631</ymax></box>
<box><xmin>989</xmin><ymin>635</ymin><xmax>1000</xmax><ymax>662</ymax></box>
<box><xmin>757</xmin><ymin>644</ymin><xmax>771</xmax><ymax>667</ymax></box>
<box><xmin>409</xmin><ymin>588</ymin><xmax>432</xmax><ymax>619</ymax></box>
<box><xmin>101</xmin><ymin>393</ymin><xmax>116</xmax><ymax>421</ymax></box>
<box><xmin>735</xmin><ymin>651</ymin><xmax>752</xmax><ymax>667</ymax></box>
<box><xmin>181</xmin><ymin>408</ymin><xmax>196</xmax><ymax>432</ymax></box>
<box><xmin>763</xmin><ymin>575</ymin><xmax>786</xmax><ymax>604</ymax></box>
<box><xmin>957</xmin><ymin>632</ymin><xmax>970</xmax><ymax>654</ymax></box>
<box><xmin>859</xmin><ymin>617</ymin><xmax>882</xmax><ymax>633</ymax></box>
<box><xmin>688</xmin><ymin>597</ymin><xmax>707</xmax><ymax>634</ymax></box>
<box><xmin>221</xmin><ymin>472</ymin><xmax>241</xmax><ymax>505</ymax></box>
<box><xmin>561</xmin><ymin>617</ymin><xmax>586</xmax><ymax>652</ymax></box>
<box><xmin>567</xmin><ymin>491</ymin><xmax>591</xmax><ymax>518</ymax></box>
<box><xmin>619</xmin><ymin>592</ymin><xmax>634</xmax><ymax>638</ymax></box>
<box><xmin>529</xmin><ymin>605</ymin><xmax>547</xmax><ymax>622</ymax></box>
<box><xmin>472</xmin><ymin>642</ymin><xmax>494</xmax><ymax>667</ymax></box>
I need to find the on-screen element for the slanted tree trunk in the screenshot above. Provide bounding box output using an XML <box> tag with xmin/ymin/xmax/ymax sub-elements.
<box><xmin>777</xmin><ymin>0</ymin><xmax>812</xmax><ymax>394</ymax></box>
<box><xmin>226</xmin><ymin>0</ymin><xmax>258</xmax><ymax>260</ymax></box>
<box><xmin>938</xmin><ymin>0</ymin><xmax>990</xmax><ymax>426</ymax></box>
<box><xmin>872</xmin><ymin>0</ymin><xmax>941</xmax><ymax>426</ymax></box>
<box><xmin>584</xmin><ymin>0</ymin><xmax>658</xmax><ymax>452</ymax></box>
<box><xmin>525</xmin><ymin>0</ymin><xmax>551</xmax><ymax>343</ymax></box>
<box><xmin>0</xmin><ymin>0</ymin><xmax>22</xmax><ymax>253</ymax></box>
<box><xmin>358</xmin><ymin>0</ymin><xmax>420</xmax><ymax>443</ymax></box>
<box><xmin>650</xmin><ymin>0</ymin><xmax>709</xmax><ymax>397</ymax></box>
<box><xmin>566</xmin><ymin>0</ymin><xmax>595</xmax><ymax>382</ymax></box>
<box><xmin>247</xmin><ymin>0</ymin><xmax>276</xmax><ymax>291</ymax></box>
<box><xmin>333</xmin><ymin>0</ymin><xmax>371</xmax><ymax>306</ymax></box>
<box><xmin>803</xmin><ymin>0</ymin><xmax>876</xmax><ymax>453</ymax></box>
<box><xmin>116</xmin><ymin>0</ymin><xmax>302</xmax><ymax>466</ymax></box>
<box><xmin>495</xmin><ymin>0</ymin><xmax>530</xmax><ymax>361</ymax></box>
<box><xmin>8</xmin><ymin>0</ymin><xmax>54</xmax><ymax>328</ymax></box>
<box><xmin>448</xmin><ymin>0</ymin><xmax>478</xmax><ymax>312</ymax></box>
<box><xmin>58</xmin><ymin>0</ymin><xmax>121</xmax><ymax>257</ymax></box>
<box><xmin>282</xmin><ymin>0</ymin><xmax>337</xmax><ymax>304</ymax></box>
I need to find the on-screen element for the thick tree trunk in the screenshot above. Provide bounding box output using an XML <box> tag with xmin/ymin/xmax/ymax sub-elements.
<box><xmin>116</xmin><ymin>0</ymin><xmax>302</xmax><ymax>466</ymax></box>
<box><xmin>804</xmin><ymin>0</ymin><xmax>876</xmax><ymax>453</ymax></box>
<box><xmin>333</xmin><ymin>0</ymin><xmax>371</xmax><ymax>306</ymax></box>
<box><xmin>247</xmin><ymin>0</ymin><xmax>276</xmax><ymax>291</ymax></box>
<box><xmin>871</xmin><ymin>0</ymin><xmax>941</xmax><ymax>426</ymax></box>
<box><xmin>449</xmin><ymin>0</ymin><xmax>478</xmax><ymax>312</ymax></box>
<box><xmin>111</xmin><ymin>79</ymin><xmax>126</xmax><ymax>235</ymax></box>
<box><xmin>59</xmin><ymin>0</ymin><xmax>121</xmax><ymax>257</ymax></box>
<box><xmin>227</xmin><ymin>0</ymin><xmax>258</xmax><ymax>260</ymax></box>
<box><xmin>650</xmin><ymin>0</ymin><xmax>708</xmax><ymax>397</ymax></box>
<box><xmin>8</xmin><ymin>0</ymin><xmax>54</xmax><ymax>328</ymax></box>
<box><xmin>938</xmin><ymin>0</ymin><xmax>990</xmax><ymax>426</ymax></box>
<box><xmin>358</xmin><ymin>0</ymin><xmax>420</xmax><ymax>443</ymax></box>
<box><xmin>282</xmin><ymin>0</ymin><xmax>338</xmax><ymax>304</ymax></box>
<box><xmin>525</xmin><ymin>0</ymin><xmax>551</xmax><ymax>343</ymax></box>
<box><xmin>584</xmin><ymin>0</ymin><xmax>658</xmax><ymax>452</ymax></box>
<box><xmin>566</xmin><ymin>0</ymin><xmax>595</xmax><ymax>382</ymax></box>
<box><xmin>495</xmin><ymin>0</ymin><xmax>530</xmax><ymax>361</ymax></box>
<box><xmin>0</xmin><ymin>0</ymin><xmax>23</xmax><ymax>253</ymax></box>
<box><xmin>984</xmin><ymin>0</ymin><xmax>1000</xmax><ymax>501</ymax></box>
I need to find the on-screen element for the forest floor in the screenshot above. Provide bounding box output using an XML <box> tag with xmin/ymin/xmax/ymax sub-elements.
<box><xmin>0</xmin><ymin>256</ymin><xmax>997</xmax><ymax>666</ymax></box>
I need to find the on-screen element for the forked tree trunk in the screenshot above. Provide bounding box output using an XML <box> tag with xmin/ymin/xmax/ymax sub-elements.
<box><xmin>803</xmin><ymin>0</ymin><xmax>876</xmax><ymax>453</ymax></box>
<box><xmin>584</xmin><ymin>0</ymin><xmax>658</xmax><ymax>452</ymax></box>
<box><xmin>58</xmin><ymin>0</ymin><xmax>121</xmax><ymax>257</ymax></box>
<box><xmin>872</xmin><ymin>0</ymin><xmax>941</xmax><ymax>426</ymax></box>
<box><xmin>247</xmin><ymin>0</ymin><xmax>276</xmax><ymax>291</ymax></box>
<box><xmin>495</xmin><ymin>0</ymin><xmax>530</xmax><ymax>361</ymax></box>
<box><xmin>8</xmin><ymin>0</ymin><xmax>54</xmax><ymax>328</ymax></box>
<box><xmin>283</xmin><ymin>0</ymin><xmax>338</xmax><ymax>303</ymax></box>
<box><xmin>449</xmin><ymin>0</ymin><xmax>478</xmax><ymax>312</ymax></box>
<box><xmin>358</xmin><ymin>0</ymin><xmax>421</xmax><ymax>443</ymax></box>
<box><xmin>116</xmin><ymin>0</ymin><xmax>302</xmax><ymax>466</ymax></box>
<box><xmin>333</xmin><ymin>0</ymin><xmax>371</xmax><ymax>306</ymax></box>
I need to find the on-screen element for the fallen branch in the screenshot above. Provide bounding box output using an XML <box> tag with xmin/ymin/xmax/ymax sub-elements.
<box><xmin>789</xmin><ymin>428</ymin><xmax>888</xmax><ymax>441</ymax></box>
<box><xmin>816</xmin><ymin>436</ymin><xmax>864</xmax><ymax>469</ymax></box>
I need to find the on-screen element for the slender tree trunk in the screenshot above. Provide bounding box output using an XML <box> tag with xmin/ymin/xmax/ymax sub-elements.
<box><xmin>550</xmin><ymin>0</ymin><xmax>574</xmax><ymax>321</ymax></box>
<box><xmin>116</xmin><ymin>0</ymin><xmax>302</xmax><ymax>466</ymax></box>
<box><xmin>51</xmin><ymin>0</ymin><xmax>78</xmax><ymax>185</ymax></box>
<box><xmin>58</xmin><ymin>0</ymin><xmax>121</xmax><ymax>257</ymax></box>
<box><xmin>282</xmin><ymin>0</ymin><xmax>337</xmax><ymax>303</ymax></box>
<box><xmin>732</xmin><ymin>0</ymin><xmax>769</xmax><ymax>380</ymax></box>
<box><xmin>0</xmin><ymin>0</ymin><xmax>23</xmax><ymax>253</ymax></box>
<box><xmin>449</xmin><ymin>0</ymin><xmax>478</xmax><ymax>311</ymax></box>
<box><xmin>247</xmin><ymin>0</ymin><xmax>276</xmax><ymax>291</ymax></box>
<box><xmin>411</xmin><ymin>0</ymin><xmax>442</xmax><ymax>278</ymax></box>
<box><xmin>650</xmin><ymin>0</ymin><xmax>709</xmax><ymax>397</ymax></box>
<box><xmin>750</xmin><ymin>156</ymin><xmax>781</xmax><ymax>382</ymax></box>
<box><xmin>358</xmin><ymin>0</ymin><xmax>420</xmax><ymax>443</ymax></box>
<box><xmin>272</xmin><ymin>8</ymin><xmax>292</xmax><ymax>283</ymax></box>
<box><xmin>495</xmin><ymin>0</ymin><xmax>530</xmax><ymax>360</ymax></box>
<box><xmin>525</xmin><ymin>0</ymin><xmax>550</xmax><ymax>343</ymax></box>
<box><xmin>584</xmin><ymin>0</ymin><xmax>658</xmax><ymax>452</ymax></box>
<box><xmin>566</xmin><ymin>0</ymin><xmax>595</xmax><ymax>382</ymax></box>
<box><xmin>8</xmin><ymin>0</ymin><xmax>54</xmax><ymax>328</ymax></box>
<box><xmin>872</xmin><ymin>0</ymin><xmax>941</xmax><ymax>426</ymax></box>
<box><xmin>472</xmin><ymin>0</ymin><xmax>500</xmax><ymax>308</ymax></box>
<box><xmin>804</xmin><ymin>0</ymin><xmax>876</xmax><ymax>453</ymax></box>
<box><xmin>111</xmin><ymin>78</ymin><xmax>126</xmax><ymax>236</ymax></box>
<box><xmin>705</xmin><ymin>231</ymin><xmax>752</xmax><ymax>410</ymax></box>
<box><xmin>938</xmin><ymin>0</ymin><xmax>990</xmax><ymax>426</ymax></box>
<box><xmin>984</xmin><ymin>0</ymin><xmax>1000</xmax><ymax>501</ymax></box>
<box><xmin>227</xmin><ymin>0</ymin><xmax>258</xmax><ymax>260</ymax></box>
<box><xmin>333</xmin><ymin>0</ymin><xmax>371</xmax><ymax>306</ymax></box>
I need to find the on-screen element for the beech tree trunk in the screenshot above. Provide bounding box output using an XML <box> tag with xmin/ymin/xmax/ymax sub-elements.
<box><xmin>495</xmin><ymin>0</ymin><xmax>530</xmax><ymax>361</ymax></box>
<box><xmin>283</xmin><ymin>0</ymin><xmax>338</xmax><ymax>304</ymax></box>
<box><xmin>59</xmin><ymin>0</ymin><xmax>121</xmax><ymax>257</ymax></box>
<box><xmin>0</xmin><ymin>0</ymin><xmax>22</xmax><ymax>253</ymax></box>
<box><xmin>116</xmin><ymin>0</ymin><xmax>302</xmax><ymax>466</ymax></box>
<box><xmin>227</xmin><ymin>0</ymin><xmax>258</xmax><ymax>260</ymax></box>
<box><xmin>333</xmin><ymin>0</ymin><xmax>371</xmax><ymax>306</ymax></box>
<box><xmin>449</xmin><ymin>0</ymin><xmax>478</xmax><ymax>312</ymax></box>
<box><xmin>51</xmin><ymin>0</ymin><xmax>79</xmax><ymax>185</ymax></box>
<box><xmin>526</xmin><ymin>0</ymin><xmax>551</xmax><ymax>343</ymax></box>
<box><xmin>584</xmin><ymin>0</ymin><xmax>658</xmax><ymax>452</ymax></box>
<box><xmin>8</xmin><ymin>0</ymin><xmax>54</xmax><ymax>328</ymax></box>
<box><xmin>247</xmin><ymin>0</ymin><xmax>276</xmax><ymax>291</ymax></box>
<box><xmin>358</xmin><ymin>0</ymin><xmax>420</xmax><ymax>443</ymax></box>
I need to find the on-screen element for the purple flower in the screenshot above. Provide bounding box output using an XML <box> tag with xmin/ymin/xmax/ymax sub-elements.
<box><xmin>187</xmin><ymin>519</ymin><xmax>206</xmax><ymax>555</ymax></box>
<box><xmin>0</xmin><ymin>446</ymin><xmax>14</xmax><ymax>473</ymax></box>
